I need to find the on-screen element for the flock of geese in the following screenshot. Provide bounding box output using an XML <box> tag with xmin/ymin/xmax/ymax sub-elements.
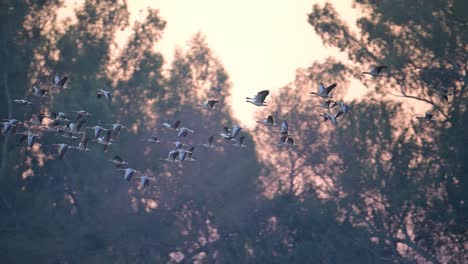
<box><xmin>1</xmin><ymin>65</ymin><xmax>450</xmax><ymax>190</ymax></box>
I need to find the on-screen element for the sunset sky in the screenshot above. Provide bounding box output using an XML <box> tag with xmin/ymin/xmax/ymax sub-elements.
<box><xmin>65</xmin><ymin>0</ymin><xmax>363</xmax><ymax>126</ymax></box>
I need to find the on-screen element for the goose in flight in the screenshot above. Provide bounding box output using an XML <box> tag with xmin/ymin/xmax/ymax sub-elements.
<box><xmin>118</xmin><ymin>168</ymin><xmax>138</xmax><ymax>181</ymax></box>
<box><xmin>200</xmin><ymin>135</ymin><xmax>216</xmax><ymax>148</ymax></box>
<box><xmin>87</xmin><ymin>125</ymin><xmax>107</xmax><ymax>140</ymax></box>
<box><xmin>176</xmin><ymin>149</ymin><xmax>193</xmax><ymax>163</ymax></box>
<box><xmin>66</xmin><ymin>120</ymin><xmax>86</xmax><ymax>135</ymax></box>
<box><xmin>276</xmin><ymin>120</ymin><xmax>292</xmax><ymax>137</ymax></box>
<box><xmin>163</xmin><ymin>120</ymin><xmax>181</xmax><ymax>131</ymax></box>
<box><xmin>2</xmin><ymin>119</ymin><xmax>22</xmax><ymax>135</ymax></box>
<box><xmin>161</xmin><ymin>150</ymin><xmax>179</xmax><ymax>163</ymax></box>
<box><xmin>139</xmin><ymin>176</ymin><xmax>151</xmax><ymax>189</ymax></box>
<box><xmin>169</xmin><ymin>141</ymin><xmax>188</xmax><ymax>150</ymax></box>
<box><xmin>257</xmin><ymin>115</ymin><xmax>278</xmax><ymax>127</ymax></box>
<box><xmin>143</xmin><ymin>136</ymin><xmax>160</xmax><ymax>144</ymax></box>
<box><xmin>310</xmin><ymin>83</ymin><xmax>337</xmax><ymax>98</ymax></box>
<box><xmin>320</xmin><ymin>111</ymin><xmax>344</xmax><ymax>126</ymax></box>
<box><xmin>13</xmin><ymin>99</ymin><xmax>33</xmax><ymax>105</ymax></box>
<box><xmin>315</xmin><ymin>100</ymin><xmax>336</xmax><ymax>110</ymax></box>
<box><xmin>96</xmin><ymin>130</ymin><xmax>113</xmax><ymax>151</ymax></box>
<box><xmin>109</xmin><ymin>155</ymin><xmax>128</xmax><ymax>168</ymax></box>
<box><xmin>233</xmin><ymin>135</ymin><xmax>247</xmax><ymax>148</ymax></box>
<box><xmin>111</xmin><ymin>122</ymin><xmax>126</xmax><ymax>139</ymax></box>
<box><xmin>32</xmin><ymin>86</ymin><xmax>47</xmax><ymax>97</ymax></box>
<box><xmin>76</xmin><ymin>135</ymin><xmax>91</xmax><ymax>151</ymax></box>
<box><xmin>54</xmin><ymin>73</ymin><xmax>68</xmax><ymax>89</ymax></box>
<box><xmin>51</xmin><ymin>112</ymin><xmax>70</xmax><ymax>122</ymax></box>
<box><xmin>97</xmin><ymin>89</ymin><xmax>112</xmax><ymax>101</ymax></box>
<box><xmin>284</xmin><ymin>137</ymin><xmax>298</xmax><ymax>147</ymax></box>
<box><xmin>416</xmin><ymin>112</ymin><xmax>434</xmax><ymax>122</ymax></box>
<box><xmin>54</xmin><ymin>143</ymin><xmax>73</xmax><ymax>160</ymax></box>
<box><xmin>338</xmin><ymin>102</ymin><xmax>351</xmax><ymax>114</ymax></box>
<box><xmin>73</xmin><ymin>110</ymin><xmax>92</xmax><ymax>121</ymax></box>
<box><xmin>17</xmin><ymin>131</ymin><xmax>39</xmax><ymax>148</ymax></box>
<box><xmin>186</xmin><ymin>146</ymin><xmax>196</xmax><ymax>161</ymax></box>
<box><xmin>219</xmin><ymin>125</ymin><xmax>242</xmax><ymax>141</ymax></box>
<box><xmin>246</xmin><ymin>90</ymin><xmax>269</xmax><ymax>106</ymax></box>
<box><xmin>177</xmin><ymin>127</ymin><xmax>194</xmax><ymax>138</ymax></box>
<box><xmin>363</xmin><ymin>65</ymin><xmax>387</xmax><ymax>77</ymax></box>
<box><xmin>198</xmin><ymin>100</ymin><xmax>219</xmax><ymax>110</ymax></box>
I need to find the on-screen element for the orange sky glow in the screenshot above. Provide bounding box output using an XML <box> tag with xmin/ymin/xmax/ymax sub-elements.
<box><xmin>61</xmin><ymin>0</ymin><xmax>370</xmax><ymax>127</ymax></box>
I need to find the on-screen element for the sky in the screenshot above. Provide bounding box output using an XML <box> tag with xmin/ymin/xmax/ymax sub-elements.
<box><xmin>64</xmin><ymin>0</ymin><xmax>363</xmax><ymax>127</ymax></box>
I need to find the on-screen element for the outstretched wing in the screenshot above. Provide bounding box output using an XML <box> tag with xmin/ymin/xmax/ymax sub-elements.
<box><xmin>231</xmin><ymin>125</ymin><xmax>242</xmax><ymax>138</ymax></box>
<box><xmin>208</xmin><ymin>100</ymin><xmax>219</xmax><ymax>108</ymax></box>
<box><xmin>375</xmin><ymin>65</ymin><xmax>387</xmax><ymax>73</ymax></box>
<box><xmin>172</xmin><ymin>120</ymin><xmax>181</xmax><ymax>129</ymax></box>
<box><xmin>267</xmin><ymin>115</ymin><xmax>274</xmax><ymax>124</ymax></box>
<box><xmin>239</xmin><ymin>135</ymin><xmax>245</xmax><ymax>145</ymax></box>
<box><xmin>208</xmin><ymin>136</ymin><xmax>214</xmax><ymax>145</ymax></box>
<box><xmin>58</xmin><ymin>76</ymin><xmax>68</xmax><ymax>87</ymax></box>
<box><xmin>256</xmin><ymin>90</ymin><xmax>269</xmax><ymax>103</ymax></box>
<box><xmin>280</xmin><ymin>120</ymin><xmax>288</xmax><ymax>134</ymax></box>
<box><xmin>326</xmin><ymin>83</ymin><xmax>337</xmax><ymax>94</ymax></box>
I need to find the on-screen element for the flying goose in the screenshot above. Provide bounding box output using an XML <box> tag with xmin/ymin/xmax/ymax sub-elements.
<box><xmin>257</xmin><ymin>115</ymin><xmax>278</xmax><ymax>126</ymax></box>
<box><xmin>97</xmin><ymin>89</ymin><xmax>112</xmax><ymax>101</ymax></box>
<box><xmin>17</xmin><ymin>131</ymin><xmax>39</xmax><ymax>148</ymax></box>
<box><xmin>2</xmin><ymin>119</ymin><xmax>22</xmax><ymax>135</ymax></box>
<box><xmin>169</xmin><ymin>141</ymin><xmax>188</xmax><ymax>150</ymax></box>
<box><xmin>163</xmin><ymin>120</ymin><xmax>181</xmax><ymax>131</ymax></box>
<box><xmin>276</xmin><ymin>120</ymin><xmax>292</xmax><ymax>136</ymax></box>
<box><xmin>284</xmin><ymin>137</ymin><xmax>298</xmax><ymax>147</ymax></box>
<box><xmin>109</xmin><ymin>155</ymin><xmax>128</xmax><ymax>168</ymax></box>
<box><xmin>176</xmin><ymin>149</ymin><xmax>193</xmax><ymax>163</ymax></box>
<box><xmin>54</xmin><ymin>143</ymin><xmax>73</xmax><ymax>160</ymax></box>
<box><xmin>111</xmin><ymin>122</ymin><xmax>126</xmax><ymax>139</ymax></box>
<box><xmin>143</xmin><ymin>136</ymin><xmax>160</xmax><ymax>144</ymax></box>
<box><xmin>118</xmin><ymin>168</ymin><xmax>138</xmax><ymax>181</ymax></box>
<box><xmin>87</xmin><ymin>125</ymin><xmax>107</xmax><ymax>140</ymax></box>
<box><xmin>54</xmin><ymin>73</ymin><xmax>68</xmax><ymax>89</ymax></box>
<box><xmin>338</xmin><ymin>102</ymin><xmax>351</xmax><ymax>114</ymax></box>
<box><xmin>160</xmin><ymin>150</ymin><xmax>179</xmax><ymax>163</ymax></box>
<box><xmin>186</xmin><ymin>146</ymin><xmax>196</xmax><ymax>161</ymax></box>
<box><xmin>246</xmin><ymin>90</ymin><xmax>269</xmax><ymax>106</ymax></box>
<box><xmin>200</xmin><ymin>135</ymin><xmax>216</xmax><ymax>148</ymax></box>
<box><xmin>315</xmin><ymin>100</ymin><xmax>336</xmax><ymax>110</ymax></box>
<box><xmin>76</xmin><ymin>134</ymin><xmax>91</xmax><ymax>151</ymax></box>
<box><xmin>310</xmin><ymin>83</ymin><xmax>337</xmax><ymax>98</ymax></box>
<box><xmin>198</xmin><ymin>100</ymin><xmax>219</xmax><ymax>110</ymax></box>
<box><xmin>320</xmin><ymin>111</ymin><xmax>344</xmax><ymax>126</ymax></box>
<box><xmin>51</xmin><ymin>112</ymin><xmax>70</xmax><ymax>121</ymax></box>
<box><xmin>13</xmin><ymin>99</ymin><xmax>33</xmax><ymax>105</ymax></box>
<box><xmin>66</xmin><ymin>120</ymin><xmax>86</xmax><ymax>135</ymax></box>
<box><xmin>139</xmin><ymin>175</ymin><xmax>152</xmax><ymax>189</ymax></box>
<box><xmin>73</xmin><ymin>110</ymin><xmax>92</xmax><ymax>121</ymax></box>
<box><xmin>32</xmin><ymin>86</ymin><xmax>47</xmax><ymax>97</ymax></box>
<box><xmin>416</xmin><ymin>112</ymin><xmax>434</xmax><ymax>122</ymax></box>
<box><xmin>218</xmin><ymin>125</ymin><xmax>242</xmax><ymax>141</ymax></box>
<box><xmin>363</xmin><ymin>65</ymin><xmax>387</xmax><ymax>77</ymax></box>
<box><xmin>233</xmin><ymin>135</ymin><xmax>247</xmax><ymax>148</ymax></box>
<box><xmin>96</xmin><ymin>130</ymin><xmax>113</xmax><ymax>151</ymax></box>
<box><xmin>177</xmin><ymin>127</ymin><xmax>194</xmax><ymax>138</ymax></box>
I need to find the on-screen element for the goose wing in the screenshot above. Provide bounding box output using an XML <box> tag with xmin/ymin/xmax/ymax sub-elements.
<box><xmin>256</xmin><ymin>90</ymin><xmax>269</xmax><ymax>103</ymax></box>
<box><xmin>231</xmin><ymin>125</ymin><xmax>242</xmax><ymax>138</ymax></box>
<box><xmin>325</xmin><ymin>83</ymin><xmax>337</xmax><ymax>94</ymax></box>
<box><xmin>267</xmin><ymin>115</ymin><xmax>274</xmax><ymax>124</ymax></box>
<box><xmin>280</xmin><ymin>120</ymin><xmax>289</xmax><ymax>134</ymax></box>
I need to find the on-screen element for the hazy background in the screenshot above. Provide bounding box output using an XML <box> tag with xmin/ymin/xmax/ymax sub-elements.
<box><xmin>0</xmin><ymin>0</ymin><xmax>466</xmax><ymax>263</ymax></box>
